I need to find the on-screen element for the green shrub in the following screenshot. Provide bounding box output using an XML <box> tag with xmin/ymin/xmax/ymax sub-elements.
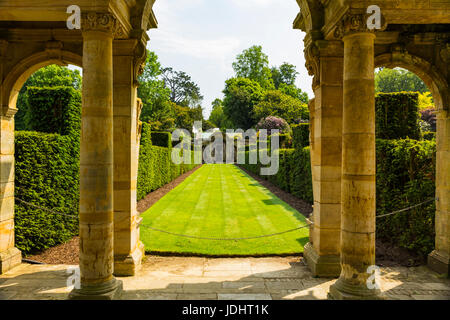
<box><xmin>151</xmin><ymin>131</ymin><xmax>172</xmax><ymax>148</ymax></box>
<box><xmin>376</xmin><ymin>138</ymin><xmax>436</xmax><ymax>257</ymax></box>
<box><xmin>422</xmin><ymin>132</ymin><xmax>436</xmax><ymax>141</ymax></box>
<box><xmin>15</xmin><ymin>132</ymin><xmax>80</xmax><ymax>254</ymax></box>
<box><xmin>25</xmin><ymin>86</ymin><xmax>81</xmax><ymax>137</ymax></box>
<box><xmin>375</xmin><ymin>92</ymin><xmax>421</xmax><ymax>140</ymax></box>
<box><xmin>292</xmin><ymin>123</ymin><xmax>310</xmax><ymax>149</ymax></box>
<box><xmin>137</xmin><ymin>125</ymin><xmax>197</xmax><ymax>200</ymax></box>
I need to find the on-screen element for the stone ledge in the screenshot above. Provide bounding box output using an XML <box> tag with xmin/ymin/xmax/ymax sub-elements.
<box><xmin>0</xmin><ymin>247</ymin><xmax>21</xmax><ymax>275</ymax></box>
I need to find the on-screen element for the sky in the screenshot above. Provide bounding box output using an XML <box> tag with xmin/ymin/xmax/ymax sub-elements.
<box><xmin>146</xmin><ymin>0</ymin><xmax>313</xmax><ymax>119</ymax></box>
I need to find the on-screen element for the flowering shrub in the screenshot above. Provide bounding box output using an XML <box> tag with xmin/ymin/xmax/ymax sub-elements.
<box><xmin>256</xmin><ymin>116</ymin><xmax>291</xmax><ymax>135</ymax></box>
<box><xmin>420</xmin><ymin>107</ymin><xmax>436</xmax><ymax>132</ymax></box>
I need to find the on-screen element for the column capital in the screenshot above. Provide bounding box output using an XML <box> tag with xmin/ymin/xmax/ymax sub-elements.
<box><xmin>305</xmin><ymin>40</ymin><xmax>343</xmax><ymax>90</ymax></box>
<box><xmin>81</xmin><ymin>12</ymin><xmax>126</xmax><ymax>38</ymax></box>
<box><xmin>333</xmin><ymin>12</ymin><xmax>387</xmax><ymax>40</ymax></box>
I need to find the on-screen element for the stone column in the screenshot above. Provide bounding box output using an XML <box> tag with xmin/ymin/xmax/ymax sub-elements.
<box><xmin>303</xmin><ymin>40</ymin><xmax>343</xmax><ymax>277</ymax></box>
<box><xmin>428</xmin><ymin>108</ymin><xmax>450</xmax><ymax>275</ymax></box>
<box><xmin>112</xmin><ymin>39</ymin><xmax>145</xmax><ymax>276</ymax></box>
<box><xmin>69</xmin><ymin>12</ymin><xmax>122</xmax><ymax>300</ymax></box>
<box><xmin>0</xmin><ymin>40</ymin><xmax>21</xmax><ymax>274</ymax></box>
<box><xmin>0</xmin><ymin>114</ymin><xmax>21</xmax><ymax>274</ymax></box>
<box><xmin>329</xmin><ymin>24</ymin><xmax>381</xmax><ymax>299</ymax></box>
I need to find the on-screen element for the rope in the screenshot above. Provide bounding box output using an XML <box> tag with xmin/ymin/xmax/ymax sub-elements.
<box><xmin>14</xmin><ymin>196</ymin><xmax>436</xmax><ymax>241</ymax></box>
<box><xmin>15</xmin><ymin>198</ymin><xmax>78</xmax><ymax>219</ymax></box>
<box><xmin>376</xmin><ymin>198</ymin><xmax>435</xmax><ymax>219</ymax></box>
<box><xmin>139</xmin><ymin>224</ymin><xmax>311</xmax><ymax>241</ymax></box>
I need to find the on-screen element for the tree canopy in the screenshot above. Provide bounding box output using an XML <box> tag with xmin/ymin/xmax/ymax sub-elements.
<box><xmin>222</xmin><ymin>77</ymin><xmax>264</xmax><ymax>130</ymax></box>
<box><xmin>232</xmin><ymin>45</ymin><xmax>274</xmax><ymax>90</ymax></box>
<box><xmin>375</xmin><ymin>68</ymin><xmax>429</xmax><ymax>94</ymax></box>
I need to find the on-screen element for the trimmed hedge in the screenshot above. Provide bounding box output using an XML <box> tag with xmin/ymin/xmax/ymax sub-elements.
<box><xmin>25</xmin><ymin>87</ymin><xmax>81</xmax><ymax>137</ymax></box>
<box><xmin>292</xmin><ymin>123</ymin><xmax>310</xmax><ymax>149</ymax></box>
<box><xmin>241</xmin><ymin>146</ymin><xmax>313</xmax><ymax>204</ymax></box>
<box><xmin>15</xmin><ymin>132</ymin><xmax>80</xmax><ymax>254</ymax></box>
<box><xmin>137</xmin><ymin>124</ymin><xmax>197</xmax><ymax>201</ymax></box>
<box><xmin>376</xmin><ymin>138</ymin><xmax>436</xmax><ymax>256</ymax></box>
<box><xmin>375</xmin><ymin>92</ymin><xmax>421</xmax><ymax>140</ymax></box>
<box><xmin>14</xmin><ymin>87</ymin><xmax>81</xmax><ymax>254</ymax></box>
<box><xmin>242</xmin><ymin>137</ymin><xmax>436</xmax><ymax>256</ymax></box>
<box><xmin>151</xmin><ymin>131</ymin><xmax>172</xmax><ymax>148</ymax></box>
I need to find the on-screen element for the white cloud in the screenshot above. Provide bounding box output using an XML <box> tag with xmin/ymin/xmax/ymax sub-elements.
<box><xmin>229</xmin><ymin>0</ymin><xmax>279</xmax><ymax>8</ymax></box>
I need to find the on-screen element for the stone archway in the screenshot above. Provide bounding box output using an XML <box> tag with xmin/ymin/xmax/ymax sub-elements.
<box><xmin>295</xmin><ymin>1</ymin><xmax>450</xmax><ymax>299</ymax></box>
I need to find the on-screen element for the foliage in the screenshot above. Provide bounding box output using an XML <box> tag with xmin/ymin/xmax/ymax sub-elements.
<box><xmin>137</xmin><ymin>123</ymin><xmax>197</xmax><ymax>200</ymax></box>
<box><xmin>232</xmin><ymin>45</ymin><xmax>274</xmax><ymax>90</ymax></box>
<box><xmin>222</xmin><ymin>77</ymin><xmax>264</xmax><ymax>129</ymax></box>
<box><xmin>256</xmin><ymin>116</ymin><xmax>291</xmax><ymax>135</ymax></box>
<box><xmin>375</xmin><ymin>68</ymin><xmax>428</xmax><ymax>94</ymax></box>
<box><xmin>271</xmin><ymin>63</ymin><xmax>298</xmax><ymax>88</ymax></box>
<box><xmin>278</xmin><ymin>83</ymin><xmax>309</xmax><ymax>104</ymax></box>
<box><xmin>16</xmin><ymin>65</ymin><xmax>82</xmax><ymax>131</ymax></box>
<box><xmin>15</xmin><ymin>132</ymin><xmax>80</xmax><ymax>254</ymax></box>
<box><xmin>375</xmin><ymin>92</ymin><xmax>421</xmax><ymax>140</ymax></box>
<box><xmin>253</xmin><ymin>90</ymin><xmax>309</xmax><ymax>124</ymax></box>
<box><xmin>376</xmin><ymin>139</ymin><xmax>436</xmax><ymax>257</ymax></box>
<box><xmin>161</xmin><ymin>67</ymin><xmax>203</xmax><ymax>107</ymax></box>
<box><xmin>422</xmin><ymin>132</ymin><xmax>436</xmax><ymax>141</ymax></box>
<box><xmin>151</xmin><ymin>131</ymin><xmax>172</xmax><ymax>148</ymax></box>
<box><xmin>24</xmin><ymin>87</ymin><xmax>81</xmax><ymax>138</ymax></box>
<box><xmin>208</xmin><ymin>99</ymin><xmax>233</xmax><ymax>130</ymax></box>
<box><xmin>138</xmin><ymin>51</ymin><xmax>173</xmax><ymax>129</ymax></box>
<box><xmin>292</xmin><ymin>123</ymin><xmax>310</xmax><ymax>149</ymax></box>
<box><xmin>420</xmin><ymin>107</ymin><xmax>437</xmax><ymax>132</ymax></box>
<box><xmin>418</xmin><ymin>92</ymin><xmax>435</xmax><ymax>111</ymax></box>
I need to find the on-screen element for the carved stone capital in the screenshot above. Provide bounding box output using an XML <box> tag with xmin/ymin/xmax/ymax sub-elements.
<box><xmin>305</xmin><ymin>42</ymin><xmax>320</xmax><ymax>89</ymax></box>
<box><xmin>334</xmin><ymin>13</ymin><xmax>387</xmax><ymax>40</ymax></box>
<box><xmin>133</xmin><ymin>42</ymin><xmax>147</xmax><ymax>87</ymax></box>
<box><xmin>81</xmin><ymin>12</ymin><xmax>125</xmax><ymax>38</ymax></box>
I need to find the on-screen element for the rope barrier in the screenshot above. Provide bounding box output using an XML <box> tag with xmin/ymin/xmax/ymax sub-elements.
<box><xmin>15</xmin><ymin>195</ymin><xmax>436</xmax><ymax>241</ymax></box>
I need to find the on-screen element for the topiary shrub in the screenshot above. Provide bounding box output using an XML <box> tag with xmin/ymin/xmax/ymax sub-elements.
<box><xmin>375</xmin><ymin>92</ymin><xmax>421</xmax><ymax>140</ymax></box>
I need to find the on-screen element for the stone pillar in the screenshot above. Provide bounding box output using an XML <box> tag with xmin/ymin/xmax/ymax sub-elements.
<box><xmin>329</xmin><ymin>29</ymin><xmax>381</xmax><ymax>299</ymax></box>
<box><xmin>303</xmin><ymin>40</ymin><xmax>343</xmax><ymax>277</ymax></box>
<box><xmin>112</xmin><ymin>40</ymin><xmax>145</xmax><ymax>276</ymax></box>
<box><xmin>0</xmin><ymin>114</ymin><xmax>21</xmax><ymax>274</ymax></box>
<box><xmin>69</xmin><ymin>12</ymin><xmax>122</xmax><ymax>300</ymax></box>
<box><xmin>0</xmin><ymin>40</ymin><xmax>21</xmax><ymax>274</ymax></box>
<box><xmin>428</xmin><ymin>108</ymin><xmax>450</xmax><ymax>275</ymax></box>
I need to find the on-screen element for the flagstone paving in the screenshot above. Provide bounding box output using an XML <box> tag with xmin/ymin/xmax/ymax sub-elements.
<box><xmin>0</xmin><ymin>257</ymin><xmax>449</xmax><ymax>300</ymax></box>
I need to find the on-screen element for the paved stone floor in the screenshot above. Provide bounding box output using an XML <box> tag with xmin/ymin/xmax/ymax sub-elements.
<box><xmin>0</xmin><ymin>256</ymin><xmax>449</xmax><ymax>300</ymax></box>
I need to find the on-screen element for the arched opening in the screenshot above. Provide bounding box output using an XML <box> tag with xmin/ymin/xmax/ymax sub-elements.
<box><xmin>7</xmin><ymin>59</ymin><xmax>83</xmax><ymax>263</ymax></box>
<box><xmin>373</xmin><ymin>53</ymin><xmax>447</xmax><ymax>268</ymax></box>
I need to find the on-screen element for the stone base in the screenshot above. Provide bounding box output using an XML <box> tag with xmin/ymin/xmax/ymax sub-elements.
<box><xmin>69</xmin><ymin>278</ymin><xmax>123</xmax><ymax>300</ymax></box>
<box><xmin>0</xmin><ymin>247</ymin><xmax>22</xmax><ymax>274</ymax></box>
<box><xmin>428</xmin><ymin>250</ymin><xmax>450</xmax><ymax>276</ymax></box>
<box><xmin>114</xmin><ymin>241</ymin><xmax>145</xmax><ymax>277</ymax></box>
<box><xmin>303</xmin><ymin>242</ymin><xmax>341</xmax><ymax>277</ymax></box>
<box><xmin>328</xmin><ymin>278</ymin><xmax>384</xmax><ymax>300</ymax></box>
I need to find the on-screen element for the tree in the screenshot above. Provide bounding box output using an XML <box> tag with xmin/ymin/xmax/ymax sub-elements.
<box><xmin>222</xmin><ymin>77</ymin><xmax>264</xmax><ymax>130</ymax></box>
<box><xmin>208</xmin><ymin>99</ymin><xmax>233</xmax><ymax>131</ymax></box>
<box><xmin>16</xmin><ymin>64</ymin><xmax>82</xmax><ymax>131</ymax></box>
<box><xmin>138</xmin><ymin>51</ymin><xmax>172</xmax><ymax>129</ymax></box>
<box><xmin>161</xmin><ymin>67</ymin><xmax>203</xmax><ymax>107</ymax></box>
<box><xmin>271</xmin><ymin>63</ymin><xmax>298</xmax><ymax>88</ymax></box>
<box><xmin>278</xmin><ymin>83</ymin><xmax>309</xmax><ymax>104</ymax></box>
<box><xmin>232</xmin><ymin>46</ymin><xmax>274</xmax><ymax>89</ymax></box>
<box><xmin>253</xmin><ymin>90</ymin><xmax>309</xmax><ymax>125</ymax></box>
<box><xmin>375</xmin><ymin>68</ymin><xmax>428</xmax><ymax>93</ymax></box>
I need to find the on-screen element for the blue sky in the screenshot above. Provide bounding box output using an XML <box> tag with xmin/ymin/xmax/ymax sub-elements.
<box><xmin>147</xmin><ymin>0</ymin><xmax>313</xmax><ymax>118</ymax></box>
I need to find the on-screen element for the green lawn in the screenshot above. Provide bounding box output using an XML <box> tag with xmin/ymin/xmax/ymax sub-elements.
<box><xmin>140</xmin><ymin>164</ymin><xmax>309</xmax><ymax>256</ymax></box>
